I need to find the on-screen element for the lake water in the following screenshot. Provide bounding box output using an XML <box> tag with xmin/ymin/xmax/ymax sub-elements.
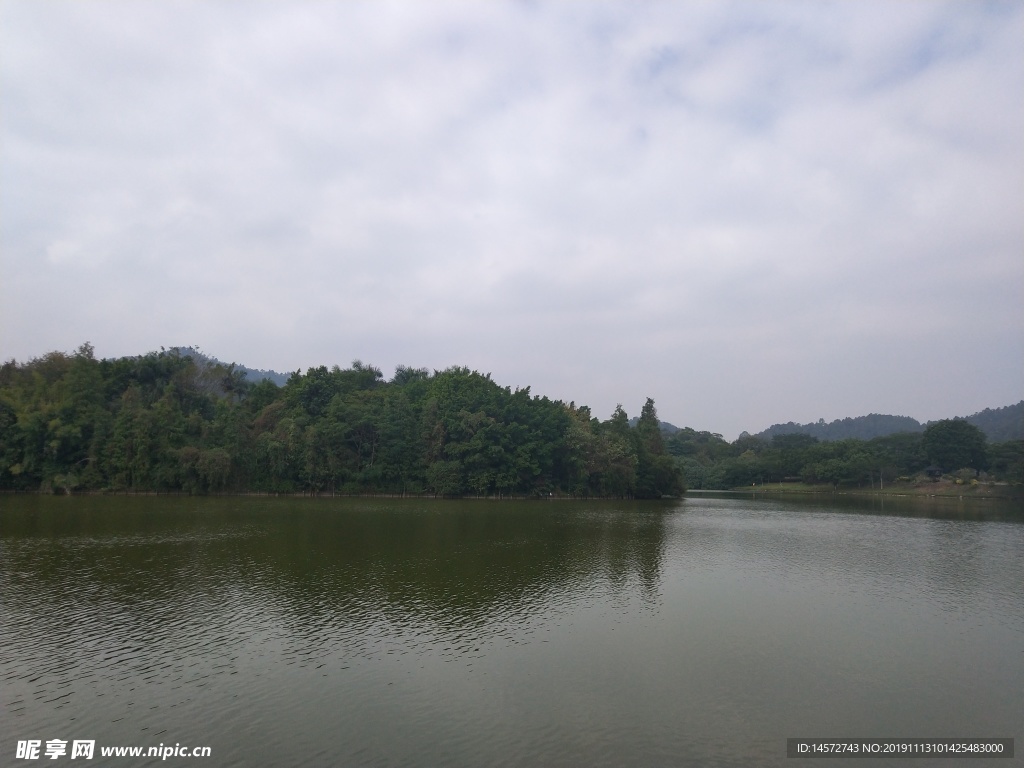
<box><xmin>1</xmin><ymin>494</ymin><xmax>1021</xmax><ymax>767</ymax></box>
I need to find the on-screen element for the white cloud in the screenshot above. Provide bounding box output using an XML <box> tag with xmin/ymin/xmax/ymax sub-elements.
<box><xmin>2</xmin><ymin>0</ymin><xmax>1021</xmax><ymax>437</ymax></box>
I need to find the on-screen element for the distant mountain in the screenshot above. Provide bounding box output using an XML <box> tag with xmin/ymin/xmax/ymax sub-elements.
<box><xmin>752</xmin><ymin>401</ymin><xmax>1023</xmax><ymax>443</ymax></box>
<box><xmin>754</xmin><ymin>414</ymin><xmax>923</xmax><ymax>442</ymax></box>
<box><xmin>171</xmin><ymin>347</ymin><xmax>290</xmax><ymax>387</ymax></box>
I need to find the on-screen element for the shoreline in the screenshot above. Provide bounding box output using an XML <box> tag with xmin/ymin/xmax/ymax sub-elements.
<box><xmin>3</xmin><ymin>488</ymin><xmax>1021</xmax><ymax>504</ymax></box>
<box><xmin>689</xmin><ymin>483</ymin><xmax>1024</xmax><ymax>502</ymax></box>
<box><xmin>0</xmin><ymin>489</ymin><xmax>677</xmax><ymax>502</ymax></box>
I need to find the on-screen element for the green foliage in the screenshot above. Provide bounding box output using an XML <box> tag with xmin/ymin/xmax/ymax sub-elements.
<box><xmin>922</xmin><ymin>419</ymin><xmax>988</xmax><ymax>472</ymax></box>
<box><xmin>633</xmin><ymin>398</ymin><xmax>683</xmax><ymax>498</ymax></box>
<box><xmin>6</xmin><ymin>345</ymin><xmax>1002</xmax><ymax>496</ymax></box>
<box><xmin>987</xmin><ymin>441</ymin><xmax>1024</xmax><ymax>484</ymax></box>
<box><xmin>667</xmin><ymin>420</ymin><xmax>1000</xmax><ymax>491</ymax></box>
<box><xmin>963</xmin><ymin>401</ymin><xmax>1024</xmax><ymax>442</ymax></box>
<box><xmin>0</xmin><ymin>346</ymin><xmax>682</xmax><ymax>498</ymax></box>
<box><xmin>755</xmin><ymin>403</ymin><xmax>1023</xmax><ymax>444</ymax></box>
<box><xmin>756</xmin><ymin>413</ymin><xmax>924</xmax><ymax>442</ymax></box>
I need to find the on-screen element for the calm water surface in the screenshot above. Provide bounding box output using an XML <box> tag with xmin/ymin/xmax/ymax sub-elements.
<box><xmin>1</xmin><ymin>494</ymin><xmax>1021</xmax><ymax>767</ymax></box>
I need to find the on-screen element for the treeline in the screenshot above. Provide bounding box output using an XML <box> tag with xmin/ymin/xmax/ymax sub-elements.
<box><xmin>753</xmin><ymin>402</ymin><xmax>1024</xmax><ymax>443</ymax></box>
<box><xmin>0</xmin><ymin>345</ymin><xmax>683</xmax><ymax>498</ymax></box>
<box><xmin>755</xmin><ymin>414</ymin><xmax>924</xmax><ymax>442</ymax></box>
<box><xmin>668</xmin><ymin>424</ymin><xmax>1024</xmax><ymax>490</ymax></box>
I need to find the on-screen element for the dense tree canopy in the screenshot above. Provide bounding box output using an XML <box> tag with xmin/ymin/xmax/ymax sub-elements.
<box><xmin>665</xmin><ymin>419</ymin><xmax>1017</xmax><ymax>490</ymax></box>
<box><xmin>922</xmin><ymin>419</ymin><xmax>988</xmax><ymax>473</ymax></box>
<box><xmin>0</xmin><ymin>346</ymin><xmax>684</xmax><ymax>498</ymax></box>
<box><xmin>3</xmin><ymin>346</ymin><xmax>1018</xmax><ymax>496</ymax></box>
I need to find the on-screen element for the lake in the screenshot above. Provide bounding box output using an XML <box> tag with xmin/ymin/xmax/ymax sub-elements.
<box><xmin>1</xmin><ymin>494</ymin><xmax>1021</xmax><ymax>767</ymax></box>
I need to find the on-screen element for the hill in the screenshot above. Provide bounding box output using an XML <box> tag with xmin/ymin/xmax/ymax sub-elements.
<box><xmin>173</xmin><ymin>348</ymin><xmax>1021</xmax><ymax>444</ymax></box>
<box><xmin>964</xmin><ymin>401</ymin><xmax>1024</xmax><ymax>442</ymax></box>
<box><xmin>754</xmin><ymin>414</ymin><xmax>923</xmax><ymax>442</ymax></box>
<box><xmin>628</xmin><ymin>416</ymin><xmax>681</xmax><ymax>436</ymax></box>
<box><xmin>0</xmin><ymin>346</ymin><xmax>683</xmax><ymax>498</ymax></box>
<box><xmin>752</xmin><ymin>401</ymin><xmax>1023</xmax><ymax>443</ymax></box>
<box><xmin>171</xmin><ymin>347</ymin><xmax>290</xmax><ymax>387</ymax></box>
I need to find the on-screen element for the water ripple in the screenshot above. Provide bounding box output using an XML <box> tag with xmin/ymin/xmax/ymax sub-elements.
<box><xmin>1</xmin><ymin>495</ymin><xmax>1021</xmax><ymax>766</ymax></box>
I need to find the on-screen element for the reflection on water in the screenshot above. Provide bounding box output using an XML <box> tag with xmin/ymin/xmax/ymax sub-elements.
<box><xmin>726</xmin><ymin>488</ymin><xmax>1024</xmax><ymax>521</ymax></box>
<box><xmin>1</xmin><ymin>495</ymin><xmax>1021</xmax><ymax>767</ymax></box>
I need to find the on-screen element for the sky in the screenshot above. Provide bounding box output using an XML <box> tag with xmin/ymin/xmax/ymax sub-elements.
<box><xmin>2</xmin><ymin>1</ymin><xmax>1022</xmax><ymax>439</ymax></box>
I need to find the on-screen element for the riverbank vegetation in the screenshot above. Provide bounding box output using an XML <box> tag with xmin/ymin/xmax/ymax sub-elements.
<box><xmin>668</xmin><ymin>422</ymin><xmax>1023</xmax><ymax>493</ymax></box>
<box><xmin>0</xmin><ymin>345</ymin><xmax>682</xmax><ymax>498</ymax></box>
<box><xmin>2</xmin><ymin>345</ymin><xmax>1019</xmax><ymax>498</ymax></box>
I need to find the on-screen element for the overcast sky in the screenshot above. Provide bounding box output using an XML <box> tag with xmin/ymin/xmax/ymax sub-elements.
<box><xmin>2</xmin><ymin>1</ymin><xmax>1022</xmax><ymax>439</ymax></box>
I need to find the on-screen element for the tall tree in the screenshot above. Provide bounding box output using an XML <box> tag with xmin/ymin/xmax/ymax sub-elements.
<box><xmin>922</xmin><ymin>419</ymin><xmax>988</xmax><ymax>472</ymax></box>
<box><xmin>633</xmin><ymin>398</ymin><xmax>684</xmax><ymax>498</ymax></box>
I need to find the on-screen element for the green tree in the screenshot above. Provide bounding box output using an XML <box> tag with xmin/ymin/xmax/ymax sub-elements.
<box><xmin>922</xmin><ymin>419</ymin><xmax>988</xmax><ymax>473</ymax></box>
<box><xmin>426</xmin><ymin>459</ymin><xmax>463</xmax><ymax>496</ymax></box>
<box><xmin>104</xmin><ymin>386</ymin><xmax>154</xmax><ymax>490</ymax></box>
<box><xmin>988</xmin><ymin>441</ymin><xmax>1024</xmax><ymax>483</ymax></box>
<box><xmin>634</xmin><ymin>398</ymin><xmax>684</xmax><ymax>498</ymax></box>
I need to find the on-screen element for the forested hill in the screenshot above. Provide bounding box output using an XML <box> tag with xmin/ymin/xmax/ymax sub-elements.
<box><xmin>965</xmin><ymin>401</ymin><xmax>1024</xmax><ymax>442</ymax></box>
<box><xmin>753</xmin><ymin>401</ymin><xmax>1024</xmax><ymax>443</ymax></box>
<box><xmin>754</xmin><ymin>414</ymin><xmax>924</xmax><ymax>442</ymax></box>
<box><xmin>171</xmin><ymin>347</ymin><xmax>290</xmax><ymax>387</ymax></box>
<box><xmin>628</xmin><ymin>416</ymin><xmax>681</xmax><ymax>436</ymax></box>
<box><xmin>0</xmin><ymin>345</ymin><xmax>683</xmax><ymax>498</ymax></box>
<box><xmin>161</xmin><ymin>348</ymin><xmax>1022</xmax><ymax>443</ymax></box>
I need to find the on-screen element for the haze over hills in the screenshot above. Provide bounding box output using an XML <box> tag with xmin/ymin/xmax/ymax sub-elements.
<box><xmin>181</xmin><ymin>348</ymin><xmax>1022</xmax><ymax>444</ymax></box>
<box><xmin>171</xmin><ymin>346</ymin><xmax>291</xmax><ymax>387</ymax></box>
